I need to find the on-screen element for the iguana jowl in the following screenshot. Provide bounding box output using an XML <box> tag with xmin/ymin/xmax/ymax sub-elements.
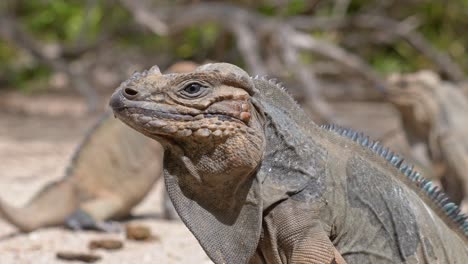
<box><xmin>110</xmin><ymin>63</ymin><xmax>468</xmax><ymax>263</ymax></box>
<box><xmin>0</xmin><ymin>113</ymin><xmax>163</xmax><ymax>232</ymax></box>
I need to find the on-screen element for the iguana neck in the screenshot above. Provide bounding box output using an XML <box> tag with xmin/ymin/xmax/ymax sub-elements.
<box><xmin>433</xmin><ymin>86</ymin><xmax>468</xmax><ymax>132</ymax></box>
<box><xmin>161</xmin><ymin>112</ymin><xmax>265</xmax><ymax>213</ymax></box>
<box><xmin>254</xmin><ymin>96</ymin><xmax>328</xmax><ymax>211</ymax></box>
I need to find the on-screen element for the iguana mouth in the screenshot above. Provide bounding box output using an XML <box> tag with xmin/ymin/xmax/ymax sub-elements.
<box><xmin>110</xmin><ymin>88</ymin><xmax>252</xmax><ymax>138</ymax></box>
<box><xmin>115</xmin><ymin>106</ymin><xmax>250</xmax><ymax>138</ymax></box>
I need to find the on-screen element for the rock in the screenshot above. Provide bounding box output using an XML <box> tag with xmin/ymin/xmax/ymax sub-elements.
<box><xmin>125</xmin><ymin>224</ymin><xmax>155</xmax><ymax>241</ymax></box>
<box><xmin>56</xmin><ymin>251</ymin><xmax>101</xmax><ymax>263</ymax></box>
<box><xmin>88</xmin><ymin>238</ymin><xmax>123</xmax><ymax>250</ymax></box>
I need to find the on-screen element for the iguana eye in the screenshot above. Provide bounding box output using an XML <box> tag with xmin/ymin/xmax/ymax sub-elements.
<box><xmin>180</xmin><ymin>83</ymin><xmax>206</xmax><ymax>98</ymax></box>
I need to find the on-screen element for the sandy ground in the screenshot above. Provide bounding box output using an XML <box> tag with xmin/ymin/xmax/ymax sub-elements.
<box><xmin>0</xmin><ymin>93</ymin><xmax>211</xmax><ymax>263</ymax></box>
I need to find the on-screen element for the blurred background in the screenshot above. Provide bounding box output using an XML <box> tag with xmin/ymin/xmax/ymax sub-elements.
<box><xmin>1</xmin><ymin>0</ymin><xmax>468</xmax><ymax>109</ymax></box>
<box><xmin>1</xmin><ymin>0</ymin><xmax>468</xmax><ymax>263</ymax></box>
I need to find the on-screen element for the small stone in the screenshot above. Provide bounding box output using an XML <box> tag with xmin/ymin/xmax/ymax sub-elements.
<box><xmin>126</xmin><ymin>224</ymin><xmax>153</xmax><ymax>241</ymax></box>
<box><xmin>88</xmin><ymin>239</ymin><xmax>123</xmax><ymax>250</ymax></box>
<box><xmin>56</xmin><ymin>251</ymin><xmax>101</xmax><ymax>263</ymax></box>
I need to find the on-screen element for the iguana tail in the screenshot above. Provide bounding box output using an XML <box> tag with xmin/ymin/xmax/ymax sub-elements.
<box><xmin>0</xmin><ymin>179</ymin><xmax>78</xmax><ymax>232</ymax></box>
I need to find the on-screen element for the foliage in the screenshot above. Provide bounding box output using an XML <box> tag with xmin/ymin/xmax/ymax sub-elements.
<box><xmin>1</xmin><ymin>0</ymin><xmax>468</xmax><ymax>91</ymax></box>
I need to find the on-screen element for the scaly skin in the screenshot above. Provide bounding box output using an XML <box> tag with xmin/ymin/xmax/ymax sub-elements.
<box><xmin>386</xmin><ymin>71</ymin><xmax>468</xmax><ymax>212</ymax></box>
<box><xmin>111</xmin><ymin>63</ymin><xmax>468</xmax><ymax>264</ymax></box>
<box><xmin>0</xmin><ymin>113</ymin><xmax>163</xmax><ymax>232</ymax></box>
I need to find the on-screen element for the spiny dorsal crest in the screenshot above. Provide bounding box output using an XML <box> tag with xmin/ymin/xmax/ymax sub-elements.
<box><xmin>321</xmin><ymin>124</ymin><xmax>468</xmax><ymax>237</ymax></box>
<box><xmin>251</xmin><ymin>75</ymin><xmax>287</xmax><ymax>90</ymax></box>
<box><xmin>250</xmin><ymin>75</ymin><xmax>299</xmax><ymax>102</ymax></box>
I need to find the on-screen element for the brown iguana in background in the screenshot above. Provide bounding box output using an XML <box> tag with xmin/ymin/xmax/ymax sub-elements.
<box><xmin>386</xmin><ymin>71</ymin><xmax>468</xmax><ymax>212</ymax></box>
<box><xmin>111</xmin><ymin>63</ymin><xmax>468</xmax><ymax>263</ymax></box>
<box><xmin>0</xmin><ymin>61</ymin><xmax>201</xmax><ymax>232</ymax></box>
<box><xmin>0</xmin><ymin>113</ymin><xmax>163</xmax><ymax>232</ymax></box>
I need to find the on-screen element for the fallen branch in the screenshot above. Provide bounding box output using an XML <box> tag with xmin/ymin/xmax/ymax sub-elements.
<box><xmin>118</xmin><ymin>0</ymin><xmax>168</xmax><ymax>35</ymax></box>
<box><xmin>289</xmin><ymin>14</ymin><xmax>465</xmax><ymax>82</ymax></box>
<box><xmin>276</xmin><ymin>26</ymin><xmax>335</xmax><ymax>121</ymax></box>
<box><xmin>117</xmin><ymin>1</ymin><xmax>387</xmax><ymax>119</ymax></box>
<box><xmin>286</xmin><ymin>29</ymin><xmax>383</xmax><ymax>86</ymax></box>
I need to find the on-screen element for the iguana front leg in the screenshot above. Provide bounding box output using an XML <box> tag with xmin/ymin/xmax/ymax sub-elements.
<box><xmin>65</xmin><ymin>196</ymin><xmax>125</xmax><ymax>232</ymax></box>
<box><xmin>254</xmin><ymin>202</ymin><xmax>346</xmax><ymax>264</ymax></box>
<box><xmin>284</xmin><ymin>223</ymin><xmax>346</xmax><ymax>264</ymax></box>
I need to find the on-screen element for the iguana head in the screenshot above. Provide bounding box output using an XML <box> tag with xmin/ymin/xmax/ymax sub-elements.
<box><xmin>385</xmin><ymin>71</ymin><xmax>441</xmax><ymax>132</ymax></box>
<box><xmin>110</xmin><ymin>63</ymin><xmax>265</xmax><ymax>184</ymax></box>
<box><xmin>111</xmin><ymin>64</ymin><xmax>255</xmax><ymax>137</ymax></box>
<box><xmin>110</xmin><ymin>63</ymin><xmax>265</xmax><ymax>263</ymax></box>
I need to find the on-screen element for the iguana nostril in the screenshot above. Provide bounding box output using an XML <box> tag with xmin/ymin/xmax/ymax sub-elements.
<box><xmin>123</xmin><ymin>88</ymin><xmax>139</xmax><ymax>99</ymax></box>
